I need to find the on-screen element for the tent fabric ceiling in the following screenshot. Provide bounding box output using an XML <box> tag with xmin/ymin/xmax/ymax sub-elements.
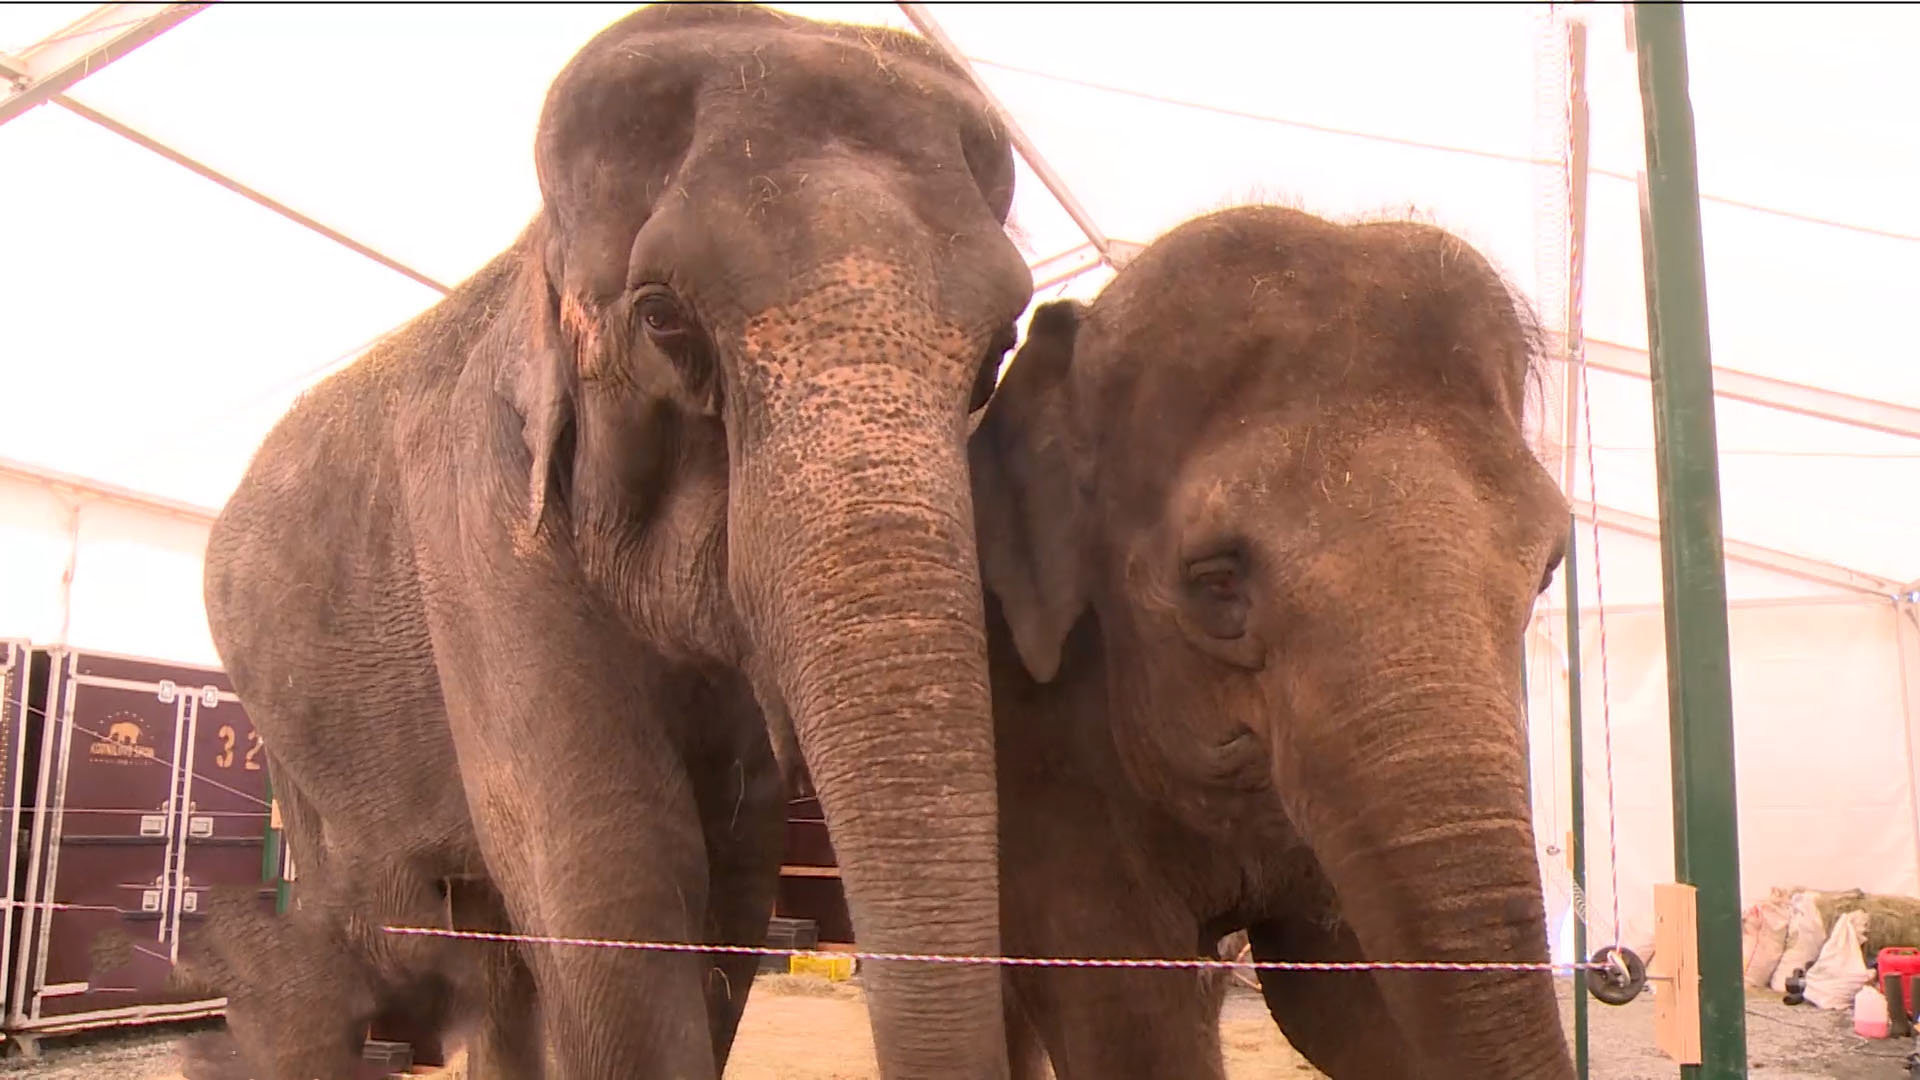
<box><xmin>3</xmin><ymin>2</ymin><xmax>1915</xmax><ymax>588</ymax></box>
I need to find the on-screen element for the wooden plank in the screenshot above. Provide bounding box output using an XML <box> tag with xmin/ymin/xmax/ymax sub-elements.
<box><xmin>1652</xmin><ymin>882</ymin><xmax>1703</xmax><ymax>1065</ymax></box>
<box><xmin>779</xmin><ymin>864</ymin><xmax>841</xmax><ymax>879</ymax></box>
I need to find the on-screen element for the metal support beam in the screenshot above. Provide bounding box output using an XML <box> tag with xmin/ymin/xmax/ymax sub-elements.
<box><xmin>897</xmin><ymin>4</ymin><xmax>1137</xmax><ymax>270</ymax></box>
<box><xmin>1027</xmin><ymin>242</ymin><xmax>1095</xmax><ymax>274</ymax></box>
<box><xmin>1031</xmin><ymin>245</ymin><xmax>1106</xmax><ymax>293</ymax></box>
<box><xmin>0</xmin><ymin>4</ymin><xmax>206</xmax><ymax>126</ymax></box>
<box><xmin>1033</xmin><ymin>261</ymin><xmax>1103</xmax><ymax>295</ymax></box>
<box><xmin>1574</xmin><ymin>500</ymin><xmax>1903</xmax><ymax>598</ymax></box>
<box><xmin>1</xmin><ymin>4</ymin><xmax>447</xmax><ymax>294</ymax></box>
<box><xmin>54</xmin><ymin>97</ymin><xmax>451</xmax><ymax>295</ymax></box>
<box><xmin>1027</xmin><ymin>241</ymin><xmax>1095</xmax><ymax>283</ymax></box>
<box><xmin>1894</xmin><ymin>600</ymin><xmax>1920</xmax><ymax>918</ymax></box>
<box><xmin>1563</xmin><ymin>513</ymin><xmax>1591</xmax><ymax>1080</ymax></box>
<box><xmin>1575</xmin><ymin>340</ymin><xmax>1920</xmax><ymax>442</ymax></box>
<box><xmin>0</xmin><ymin>454</ymin><xmax>220</xmax><ymax>524</ymax></box>
<box><xmin>1629</xmin><ymin>6</ymin><xmax>1746</xmax><ymax>1076</ymax></box>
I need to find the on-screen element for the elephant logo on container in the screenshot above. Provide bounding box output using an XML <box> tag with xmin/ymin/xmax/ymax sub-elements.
<box><xmin>90</xmin><ymin>711</ymin><xmax>158</xmax><ymax>764</ymax></box>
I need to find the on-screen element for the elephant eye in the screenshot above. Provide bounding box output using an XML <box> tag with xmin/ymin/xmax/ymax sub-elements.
<box><xmin>1192</xmin><ymin>566</ymin><xmax>1239</xmax><ymax>602</ymax></box>
<box><xmin>636</xmin><ymin>288</ymin><xmax>690</xmax><ymax>342</ymax></box>
<box><xmin>632</xmin><ymin>285</ymin><xmax>719</xmax><ymax>413</ymax></box>
<box><xmin>1182</xmin><ymin>552</ymin><xmax>1250</xmax><ymax>640</ymax></box>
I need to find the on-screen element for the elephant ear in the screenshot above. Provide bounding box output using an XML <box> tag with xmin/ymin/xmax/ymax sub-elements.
<box><xmin>970</xmin><ymin>299</ymin><xmax>1091</xmax><ymax>684</ymax></box>
<box><xmin>513</xmin><ymin>233</ymin><xmax>582</xmax><ymax>541</ymax></box>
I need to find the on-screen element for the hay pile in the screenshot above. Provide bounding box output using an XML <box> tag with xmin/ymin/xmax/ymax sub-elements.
<box><xmin>1815</xmin><ymin>889</ymin><xmax>1920</xmax><ymax>953</ymax></box>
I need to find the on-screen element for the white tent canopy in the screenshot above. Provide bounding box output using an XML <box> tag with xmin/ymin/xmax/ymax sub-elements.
<box><xmin>3</xmin><ymin>2</ymin><xmax>1916</xmax><ymax>960</ymax></box>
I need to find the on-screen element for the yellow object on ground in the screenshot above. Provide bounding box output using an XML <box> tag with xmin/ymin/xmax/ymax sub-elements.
<box><xmin>789</xmin><ymin>953</ymin><xmax>856</xmax><ymax>981</ymax></box>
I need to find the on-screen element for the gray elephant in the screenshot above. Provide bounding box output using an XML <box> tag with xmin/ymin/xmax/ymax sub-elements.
<box><xmin>182</xmin><ymin>6</ymin><xmax>1032</xmax><ymax>1079</ymax></box>
<box><xmin>970</xmin><ymin>206</ymin><xmax>1575</xmax><ymax>1078</ymax></box>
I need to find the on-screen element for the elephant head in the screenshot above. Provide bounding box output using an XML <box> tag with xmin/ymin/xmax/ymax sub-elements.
<box><xmin>972</xmin><ymin>206</ymin><xmax>1572</xmax><ymax>1076</ymax></box>
<box><xmin>517</xmin><ymin>7</ymin><xmax>1030</xmax><ymax>1070</ymax></box>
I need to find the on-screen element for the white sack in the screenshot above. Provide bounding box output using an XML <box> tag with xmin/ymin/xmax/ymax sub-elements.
<box><xmin>1804</xmin><ymin>911</ymin><xmax>1873</xmax><ymax>1010</ymax></box>
<box><xmin>1772</xmin><ymin>891</ymin><xmax>1828</xmax><ymax>994</ymax></box>
<box><xmin>1743</xmin><ymin>887</ymin><xmax>1798</xmax><ymax>988</ymax></box>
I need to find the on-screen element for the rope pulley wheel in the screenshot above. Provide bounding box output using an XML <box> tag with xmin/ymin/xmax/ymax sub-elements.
<box><xmin>1585</xmin><ymin>945</ymin><xmax>1646</xmax><ymax>1006</ymax></box>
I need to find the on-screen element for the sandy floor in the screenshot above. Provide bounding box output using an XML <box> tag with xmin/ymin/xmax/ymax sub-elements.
<box><xmin>0</xmin><ymin>976</ymin><xmax>1906</xmax><ymax>1078</ymax></box>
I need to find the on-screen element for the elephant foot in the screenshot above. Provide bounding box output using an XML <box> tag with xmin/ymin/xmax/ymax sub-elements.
<box><xmin>219</xmin><ymin>981</ymin><xmax>372</xmax><ymax>1080</ymax></box>
<box><xmin>178</xmin><ymin>1030</ymin><xmax>252</xmax><ymax>1080</ymax></box>
<box><xmin>175</xmin><ymin>891</ymin><xmax>379</xmax><ymax>1080</ymax></box>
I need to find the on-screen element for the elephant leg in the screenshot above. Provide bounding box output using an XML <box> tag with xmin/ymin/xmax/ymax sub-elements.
<box><xmin>441</xmin><ymin>689</ymin><xmax>717</xmax><ymax>1078</ymax></box>
<box><xmin>1001</xmin><ymin>851</ymin><xmax>1222</xmax><ymax>1079</ymax></box>
<box><xmin>481</xmin><ymin>796</ymin><xmax>714</xmax><ymax>1078</ymax></box>
<box><xmin>462</xmin><ymin>945</ymin><xmax>546</xmax><ymax>1080</ymax></box>
<box><xmin>1247</xmin><ymin>915</ymin><xmax>1419</xmax><ymax>1079</ymax></box>
<box><xmin>483</xmin><ymin>792</ymin><xmax>714</xmax><ymax>1079</ymax></box>
<box><xmin>686</xmin><ymin>712</ymin><xmax>784</xmax><ymax>1070</ymax></box>
<box><xmin>1008</xmin><ymin>961</ymin><xmax>1223</xmax><ymax>1080</ymax></box>
<box><xmin>440</xmin><ymin>878</ymin><xmax>546</xmax><ymax>1080</ymax></box>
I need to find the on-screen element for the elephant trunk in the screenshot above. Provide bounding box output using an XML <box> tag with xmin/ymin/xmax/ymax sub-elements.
<box><xmin>733</xmin><ymin>362</ymin><xmax>1006</xmax><ymax>1078</ymax></box>
<box><xmin>1285</xmin><ymin>643</ymin><xmax>1573</xmax><ymax>1078</ymax></box>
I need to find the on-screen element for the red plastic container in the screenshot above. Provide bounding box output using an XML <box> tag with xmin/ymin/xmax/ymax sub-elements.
<box><xmin>1879</xmin><ymin>947</ymin><xmax>1920</xmax><ymax>1018</ymax></box>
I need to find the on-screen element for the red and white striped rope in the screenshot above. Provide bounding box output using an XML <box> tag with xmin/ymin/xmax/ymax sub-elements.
<box><xmin>382</xmin><ymin>925</ymin><xmax>1610</xmax><ymax>976</ymax></box>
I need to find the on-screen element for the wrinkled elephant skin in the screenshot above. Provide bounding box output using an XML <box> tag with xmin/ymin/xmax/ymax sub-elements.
<box><xmin>972</xmin><ymin>206</ymin><xmax>1574</xmax><ymax>1080</ymax></box>
<box><xmin>187</xmin><ymin>6</ymin><xmax>1032</xmax><ymax>1080</ymax></box>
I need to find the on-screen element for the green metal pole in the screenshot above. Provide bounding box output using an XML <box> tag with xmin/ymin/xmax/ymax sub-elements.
<box><xmin>1630</xmin><ymin>6</ymin><xmax>1746</xmax><ymax>1077</ymax></box>
<box><xmin>1563</xmin><ymin>518</ymin><xmax>1589</xmax><ymax>1080</ymax></box>
<box><xmin>261</xmin><ymin>766</ymin><xmax>289</xmax><ymax>914</ymax></box>
<box><xmin>260</xmin><ymin>767</ymin><xmax>278</xmax><ymax>882</ymax></box>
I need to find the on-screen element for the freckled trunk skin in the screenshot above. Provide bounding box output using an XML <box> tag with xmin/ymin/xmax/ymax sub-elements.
<box><xmin>734</xmin><ymin>364</ymin><xmax>1007</xmax><ymax>1079</ymax></box>
<box><xmin>1284</xmin><ymin>645</ymin><xmax>1574</xmax><ymax>1078</ymax></box>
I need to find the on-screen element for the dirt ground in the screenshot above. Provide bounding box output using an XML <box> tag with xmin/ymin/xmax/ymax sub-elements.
<box><xmin>0</xmin><ymin>975</ymin><xmax>1907</xmax><ymax>1078</ymax></box>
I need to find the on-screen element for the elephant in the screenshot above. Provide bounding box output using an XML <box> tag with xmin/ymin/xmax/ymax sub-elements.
<box><xmin>180</xmin><ymin>6</ymin><xmax>1033</xmax><ymax>1079</ymax></box>
<box><xmin>969</xmin><ymin>205</ymin><xmax>1575</xmax><ymax>1078</ymax></box>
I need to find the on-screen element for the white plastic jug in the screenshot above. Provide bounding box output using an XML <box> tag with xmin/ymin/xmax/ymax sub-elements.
<box><xmin>1855</xmin><ymin>983</ymin><xmax>1890</xmax><ymax>1039</ymax></box>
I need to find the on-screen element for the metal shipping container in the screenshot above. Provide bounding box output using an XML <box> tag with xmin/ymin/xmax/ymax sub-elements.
<box><xmin>1</xmin><ymin>640</ymin><xmax>33</xmax><ymax>1023</ymax></box>
<box><xmin>6</xmin><ymin>649</ymin><xmax>275</xmax><ymax>1043</ymax></box>
<box><xmin>778</xmin><ymin>793</ymin><xmax>852</xmax><ymax>944</ymax></box>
